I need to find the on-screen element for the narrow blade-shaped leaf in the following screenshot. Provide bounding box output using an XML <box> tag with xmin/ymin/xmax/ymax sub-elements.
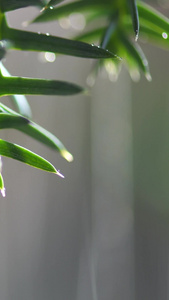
<box><xmin>100</xmin><ymin>17</ymin><xmax>117</xmax><ymax>49</ymax></box>
<box><xmin>0</xmin><ymin>63</ymin><xmax>32</xmax><ymax>118</ymax></box>
<box><xmin>0</xmin><ymin>41</ymin><xmax>7</xmax><ymax>61</ymax></box>
<box><xmin>123</xmin><ymin>20</ymin><xmax>169</xmax><ymax>49</ymax></box>
<box><xmin>0</xmin><ymin>138</ymin><xmax>63</xmax><ymax>175</ymax></box>
<box><xmin>0</xmin><ymin>173</ymin><xmax>5</xmax><ymax>197</ymax></box>
<box><xmin>0</xmin><ymin>103</ymin><xmax>73</xmax><ymax>162</ymax></box>
<box><xmin>0</xmin><ymin>75</ymin><xmax>84</xmax><ymax>96</ymax></box>
<box><xmin>0</xmin><ymin>0</ymin><xmax>47</xmax><ymax>12</ymax></box>
<box><xmin>46</xmin><ymin>0</ymin><xmax>65</xmax><ymax>8</ymax></box>
<box><xmin>119</xmin><ymin>32</ymin><xmax>151</xmax><ymax>80</ymax></box>
<box><xmin>138</xmin><ymin>1</ymin><xmax>169</xmax><ymax>33</ymax></box>
<box><xmin>0</xmin><ymin>113</ymin><xmax>29</xmax><ymax>128</ymax></box>
<box><xmin>3</xmin><ymin>27</ymin><xmax>117</xmax><ymax>59</ymax></box>
<box><xmin>32</xmin><ymin>0</ymin><xmax>109</xmax><ymax>23</ymax></box>
<box><xmin>128</xmin><ymin>0</ymin><xmax>139</xmax><ymax>40</ymax></box>
<box><xmin>17</xmin><ymin>122</ymin><xmax>73</xmax><ymax>162</ymax></box>
<box><xmin>76</xmin><ymin>27</ymin><xmax>105</xmax><ymax>43</ymax></box>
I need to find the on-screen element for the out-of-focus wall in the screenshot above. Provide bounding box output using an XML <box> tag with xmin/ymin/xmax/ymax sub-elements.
<box><xmin>0</xmin><ymin>4</ymin><xmax>169</xmax><ymax>300</ymax></box>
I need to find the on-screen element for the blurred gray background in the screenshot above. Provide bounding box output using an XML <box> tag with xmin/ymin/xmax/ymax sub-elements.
<box><xmin>0</xmin><ymin>2</ymin><xmax>169</xmax><ymax>300</ymax></box>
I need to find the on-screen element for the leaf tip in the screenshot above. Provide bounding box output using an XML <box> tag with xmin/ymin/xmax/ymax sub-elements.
<box><xmin>56</xmin><ymin>170</ymin><xmax>65</xmax><ymax>178</ymax></box>
<box><xmin>60</xmin><ymin>149</ymin><xmax>74</xmax><ymax>162</ymax></box>
<box><xmin>1</xmin><ymin>187</ymin><xmax>6</xmax><ymax>197</ymax></box>
<box><xmin>146</xmin><ymin>72</ymin><xmax>152</xmax><ymax>82</ymax></box>
<box><xmin>135</xmin><ymin>31</ymin><xmax>139</xmax><ymax>42</ymax></box>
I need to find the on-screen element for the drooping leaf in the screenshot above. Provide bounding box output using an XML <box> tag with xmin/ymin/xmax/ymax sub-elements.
<box><xmin>0</xmin><ymin>138</ymin><xmax>63</xmax><ymax>175</ymax></box>
<box><xmin>0</xmin><ymin>103</ymin><xmax>73</xmax><ymax>162</ymax></box>
<box><xmin>0</xmin><ymin>75</ymin><xmax>84</xmax><ymax>96</ymax></box>
<box><xmin>119</xmin><ymin>32</ymin><xmax>151</xmax><ymax>81</ymax></box>
<box><xmin>0</xmin><ymin>63</ymin><xmax>32</xmax><ymax>118</ymax></box>
<box><xmin>128</xmin><ymin>0</ymin><xmax>139</xmax><ymax>40</ymax></box>
<box><xmin>0</xmin><ymin>113</ymin><xmax>29</xmax><ymax>129</ymax></box>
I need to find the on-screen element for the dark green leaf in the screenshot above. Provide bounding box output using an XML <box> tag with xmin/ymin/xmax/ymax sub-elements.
<box><xmin>0</xmin><ymin>113</ymin><xmax>29</xmax><ymax>129</ymax></box>
<box><xmin>0</xmin><ymin>0</ymin><xmax>47</xmax><ymax>12</ymax></box>
<box><xmin>0</xmin><ymin>75</ymin><xmax>84</xmax><ymax>96</ymax></box>
<box><xmin>3</xmin><ymin>26</ymin><xmax>117</xmax><ymax>59</ymax></box>
<box><xmin>128</xmin><ymin>0</ymin><xmax>139</xmax><ymax>40</ymax></box>
<box><xmin>0</xmin><ymin>138</ymin><xmax>63</xmax><ymax>175</ymax></box>
<box><xmin>0</xmin><ymin>41</ymin><xmax>6</xmax><ymax>61</ymax></box>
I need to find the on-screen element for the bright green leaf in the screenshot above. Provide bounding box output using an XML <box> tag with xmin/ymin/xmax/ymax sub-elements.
<box><xmin>138</xmin><ymin>1</ymin><xmax>169</xmax><ymax>34</ymax></box>
<box><xmin>0</xmin><ymin>138</ymin><xmax>64</xmax><ymax>176</ymax></box>
<box><xmin>0</xmin><ymin>172</ymin><xmax>5</xmax><ymax>197</ymax></box>
<box><xmin>0</xmin><ymin>103</ymin><xmax>73</xmax><ymax>162</ymax></box>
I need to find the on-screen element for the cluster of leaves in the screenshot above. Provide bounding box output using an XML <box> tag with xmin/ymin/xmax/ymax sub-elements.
<box><xmin>0</xmin><ymin>0</ymin><xmax>169</xmax><ymax>196</ymax></box>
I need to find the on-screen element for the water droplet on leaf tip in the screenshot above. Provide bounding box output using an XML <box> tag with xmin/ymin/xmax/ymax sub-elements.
<box><xmin>50</xmin><ymin>6</ymin><xmax>54</xmax><ymax>9</ymax></box>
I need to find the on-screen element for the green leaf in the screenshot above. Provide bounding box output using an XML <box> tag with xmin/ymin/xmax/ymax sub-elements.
<box><xmin>0</xmin><ymin>113</ymin><xmax>29</xmax><ymax>129</ymax></box>
<box><xmin>0</xmin><ymin>0</ymin><xmax>47</xmax><ymax>12</ymax></box>
<box><xmin>0</xmin><ymin>172</ymin><xmax>5</xmax><ymax>197</ymax></box>
<box><xmin>75</xmin><ymin>27</ymin><xmax>105</xmax><ymax>43</ymax></box>
<box><xmin>0</xmin><ymin>138</ymin><xmax>64</xmax><ymax>176</ymax></box>
<box><xmin>119</xmin><ymin>32</ymin><xmax>151</xmax><ymax>81</ymax></box>
<box><xmin>32</xmin><ymin>0</ymin><xmax>110</xmax><ymax>23</ymax></box>
<box><xmin>46</xmin><ymin>0</ymin><xmax>65</xmax><ymax>8</ymax></box>
<box><xmin>3</xmin><ymin>26</ymin><xmax>117</xmax><ymax>59</ymax></box>
<box><xmin>100</xmin><ymin>17</ymin><xmax>118</xmax><ymax>49</ymax></box>
<box><xmin>138</xmin><ymin>1</ymin><xmax>169</xmax><ymax>34</ymax></box>
<box><xmin>122</xmin><ymin>20</ymin><xmax>169</xmax><ymax>50</ymax></box>
<box><xmin>0</xmin><ymin>41</ymin><xmax>6</xmax><ymax>61</ymax></box>
<box><xmin>18</xmin><ymin>122</ymin><xmax>73</xmax><ymax>162</ymax></box>
<box><xmin>0</xmin><ymin>103</ymin><xmax>73</xmax><ymax>162</ymax></box>
<box><xmin>128</xmin><ymin>0</ymin><xmax>139</xmax><ymax>40</ymax></box>
<box><xmin>0</xmin><ymin>63</ymin><xmax>32</xmax><ymax>118</ymax></box>
<box><xmin>0</xmin><ymin>75</ymin><xmax>84</xmax><ymax>96</ymax></box>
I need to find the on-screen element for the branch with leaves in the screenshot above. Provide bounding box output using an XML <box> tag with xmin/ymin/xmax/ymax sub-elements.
<box><xmin>0</xmin><ymin>0</ymin><xmax>168</xmax><ymax>196</ymax></box>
